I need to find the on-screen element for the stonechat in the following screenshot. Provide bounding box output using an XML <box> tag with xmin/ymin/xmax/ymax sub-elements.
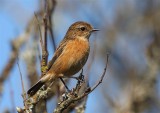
<box><xmin>27</xmin><ymin>21</ymin><xmax>99</xmax><ymax>96</ymax></box>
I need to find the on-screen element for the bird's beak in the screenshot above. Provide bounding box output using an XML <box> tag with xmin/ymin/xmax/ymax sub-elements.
<box><xmin>92</xmin><ymin>29</ymin><xmax>99</xmax><ymax>32</ymax></box>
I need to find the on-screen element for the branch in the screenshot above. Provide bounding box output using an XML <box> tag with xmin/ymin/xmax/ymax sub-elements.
<box><xmin>17</xmin><ymin>59</ymin><xmax>28</xmax><ymax>113</ymax></box>
<box><xmin>48</xmin><ymin>0</ymin><xmax>57</xmax><ymax>51</ymax></box>
<box><xmin>41</xmin><ymin>0</ymin><xmax>49</xmax><ymax>76</ymax></box>
<box><xmin>34</xmin><ymin>12</ymin><xmax>43</xmax><ymax>48</ymax></box>
<box><xmin>0</xmin><ymin>0</ymin><xmax>46</xmax><ymax>96</ymax></box>
<box><xmin>17</xmin><ymin>53</ymin><xmax>109</xmax><ymax>113</ymax></box>
<box><xmin>16</xmin><ymin>0</ymin><xmax>57</xmax><ymax>112</ymax></box>
<box><xmin>54</xmin><ymin>53</ymin><xmax>110</xmax><ymax>113</ymax></box>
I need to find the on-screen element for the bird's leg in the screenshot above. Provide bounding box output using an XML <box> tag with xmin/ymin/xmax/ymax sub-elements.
<box><xmin>77</xmin><ymin>69</ymin><xmax>85</xmax><ymax>83</ymax></box>
<box><xmin>62</xmin><ymin>69</ymin><xmax>85</xmax><ymax>82</ymax></box>
<box><xmin>66</xmin><ymin>76</ymin><xmax>80</xmax><ymax>80</ymax></box>
<box><xmin>64</xmin><ymin>77</ymin><xmax>84</xmax><ymax>83</ymax></box>
<box><xmin>59</xmin><ymin>77</ymin><xmax>71</xmax><ymax>92</ymax></box>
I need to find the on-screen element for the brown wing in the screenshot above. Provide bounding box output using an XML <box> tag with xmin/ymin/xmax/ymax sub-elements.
<box><xmin>47</xmin><ymin>39</ymin><xmax>68</xmax><ymax>70</ymax></box>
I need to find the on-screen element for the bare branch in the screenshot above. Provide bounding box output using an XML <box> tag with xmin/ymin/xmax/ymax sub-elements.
<box><xmin>17</xmin><ymin>58</ymin><xmax>28</xmax><ymax>111</ymax></box>
<box><xmin>48</xmin><ymin>0</ymin><xmax>57</xmax><ymax>51</ymax></box>
<box><xmin>34</xmin><ymin>12</ymin><xmax>43</xmax><ymax>49</ymax></box>
<box><xmin>54</xmin><ymin>53</ymin><xmax>110</xmax><ymax>113</ymax></box>
<box><xmin>41</xmin><ymin>0</ymin><xmax>49</xmax><ymax>76</ymax></box>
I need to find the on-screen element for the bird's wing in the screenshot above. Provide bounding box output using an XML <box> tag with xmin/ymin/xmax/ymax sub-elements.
<box><xmin>47</xmin><ymin>39</ymin><xmax>68</xmax><ymax>70</ymax></box>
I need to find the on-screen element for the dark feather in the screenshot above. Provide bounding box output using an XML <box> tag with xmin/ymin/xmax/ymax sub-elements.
<box><xmin>27</xmin><ymin>80</ymin><xmax>44</xmax><ymax>96</ymax></box>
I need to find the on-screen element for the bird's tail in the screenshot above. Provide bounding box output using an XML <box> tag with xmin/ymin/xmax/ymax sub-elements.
<box><xmin>27</xmin><ymin>80</ymin><xmax>44</xmax><ymax>96</ymax></box>
<box><xmin>27</xmin><ymin>73</ymin><xmax>55</xmax><ymax>96</ymax></box>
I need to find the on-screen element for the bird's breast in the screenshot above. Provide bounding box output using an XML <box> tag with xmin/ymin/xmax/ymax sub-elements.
<box><xmin>53</xmin><ymin>38</ymin><xmax>90</xmax><ymax>76</ymax></box>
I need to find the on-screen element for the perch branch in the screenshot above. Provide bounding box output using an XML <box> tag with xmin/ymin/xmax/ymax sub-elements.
<box><xmin>54</xmin><ymin>53</ymin><xmax>109</xmax><ymax>113</ymax></box>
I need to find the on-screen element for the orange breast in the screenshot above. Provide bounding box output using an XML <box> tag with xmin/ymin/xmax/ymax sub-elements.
<box><xmin>52</xmin><ymin>38</ymin><xmax>90</xmax><ymax>76</ymax></box>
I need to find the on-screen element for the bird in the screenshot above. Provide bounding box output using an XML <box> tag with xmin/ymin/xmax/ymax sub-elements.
<box><xmin>27</xmin><ymin>21</ymin><xmax>99</xmax><ymax>96</ymax></box>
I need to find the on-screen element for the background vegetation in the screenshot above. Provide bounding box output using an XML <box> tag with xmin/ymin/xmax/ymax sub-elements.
<box><xmin>0</xmin><ymin>0</ymin><xmax>160</xmax><ymax>113</ymax></box>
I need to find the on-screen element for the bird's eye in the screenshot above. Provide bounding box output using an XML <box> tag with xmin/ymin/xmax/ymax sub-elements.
<box><xmin>80</xmin><ymin>27</ymin><xmax>86</xmax><ymax>31</ymax></box>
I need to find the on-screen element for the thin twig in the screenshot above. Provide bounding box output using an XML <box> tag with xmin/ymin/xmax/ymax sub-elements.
<box><xmin>48</xmin><ymin>16</ymin><xmax>56</xmax><ymax>50</ymax></box>
<box><xmin>17</xmin><ymin>58</ymin><xmax>28</xmax><ymax>110</ymax></box>
<box><xmin>43</xmin><ymin>0</ymin><xmax>48</xmax><ymax>53</ymax></box>
<box><xmin>74</xmin><ymin>53</ymin><xmax>110</xmax><ymax>100</ymax></box>
<box><xmin>87</xmin><ymin>53</ymin><xmax>109</xmax><ymax>93</ymax></box>
<box><xmin>54</xmin><ymin>54</ymin><xmax>110</xmax><ymax>112</ymax></box>
<box><xmin>34</xmin><ymin>12</ymin><xmax>43</xmax><ymax>48</ymax></box>
<box><xmin>47</xmin><ymin>0</ymin><xmax>56</xmax><ymax>51</ymax></box>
